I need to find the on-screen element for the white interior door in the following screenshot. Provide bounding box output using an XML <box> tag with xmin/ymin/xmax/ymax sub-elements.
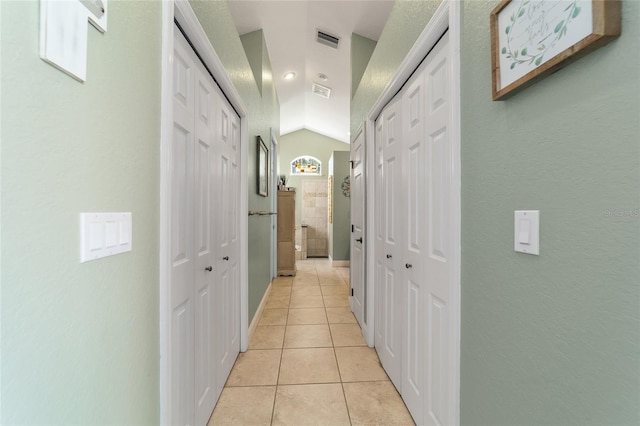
<box><xmin>213</xmin><ymin>92</ymin><xmax>241</xmax><ymax>398</ymax></box>
<box><xmin>373</xmin><ymin>31</ymin><xmax>454</xmax><ymax>426</ymax></box>
<box><xmin>374</xmin><ymin>98</ymin><xmax>403</xmax><ymax>389</ymax></box>
<box><xmin>171</xmin><ymin>29</ymin><xmax>196</xmax><ymax>426</ymax></box>
<box><xmin>421</xmin><ymin>32</ymin><xmax>453</xmax><ymax>426</ymax></box>
<box><xmin>400</xmin><ymin>31</ymin><xmax>453</xmax><ymax>426</ymax></box>
<box><xmin>374</xmin><ymin>118</ymin><xmax>384</xmax><ymax>352</ymax></box>
<box><xmin>192</xmin><ymin>45</ymin><xmax>218</xmax><ymax>426</ymax></box>
<box><xmin>171</xmin><ymin>27</ymin><xmax>241</xmax><ymax>426</ymax></box>
<box><xmin>400</xmin><ymin>54</ymin><xmax>428</xmax><ymax>425</ymax></box>
<box><xmin>350</xmin><ymin>128</ymin><xmax>365</xmax><ymax>327</ymax></box>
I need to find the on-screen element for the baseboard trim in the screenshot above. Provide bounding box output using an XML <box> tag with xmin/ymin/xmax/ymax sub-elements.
<box><xmin>247</xmin><ymin>281</ymin><xmax>272</xmax><ymax>346</ymax></box>
<box><xmin>331</xmin><ymin>260</ymin><xmax>350</xmax><ymax>267</ymax></box>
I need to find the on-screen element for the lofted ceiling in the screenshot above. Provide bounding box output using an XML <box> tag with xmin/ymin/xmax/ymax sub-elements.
<box><xmin>228</xmin><ymin>0</ymin><xmax>394</xmax><ymax>143</ymax></box>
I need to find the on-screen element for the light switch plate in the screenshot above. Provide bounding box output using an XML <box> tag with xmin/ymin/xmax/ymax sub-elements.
<box><xmin>80</xmin><ymin>213</ymin><xmax>132</xmax><ymax>262</ymax></box>
<box><xmin>514</xmin><ymin>210</ymin><xmax>539</xmax><ymax>255</ymax></box>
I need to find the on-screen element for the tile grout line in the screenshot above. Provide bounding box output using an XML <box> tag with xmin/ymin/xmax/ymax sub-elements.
<box><xmin>269</xmin><ymin>277</ymin><xmax>291</xmax><ymax>426</ymax></box>
<box><xmin>272</xmin><ymin>260</ymin><xmax>355</xmax><ymax>424</ymax></box>
<box><xmin>319</xmin><ymin>259</ymin><xmax>355</xmax><ymax>426</ymax></box>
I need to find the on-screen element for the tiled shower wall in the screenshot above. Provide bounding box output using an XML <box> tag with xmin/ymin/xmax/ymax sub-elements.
<box><xmin>302</xmin><ymin>180</ymin><xmax>328</xmax><ymax>257</ymax></box>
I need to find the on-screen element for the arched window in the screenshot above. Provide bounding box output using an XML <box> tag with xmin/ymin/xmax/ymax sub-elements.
<box><xmin>290</xmin><ymin>156</ymin><xmax>322</xmax><ymax>175</ymax></box>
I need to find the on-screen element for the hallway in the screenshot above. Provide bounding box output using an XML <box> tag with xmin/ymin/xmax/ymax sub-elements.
<box><xmin>208</xmin><ymin>259</ymin><xmax>414</xmax><ymax>425</ymax></box>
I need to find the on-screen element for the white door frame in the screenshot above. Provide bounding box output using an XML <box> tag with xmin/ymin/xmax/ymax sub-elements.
<box><xmin>159</xmin><ymin>1</ymin><xmax>249</xmax><ymax>424</ymax></box>
<box><xmin>350</xmin><ymin>123</ymin><xmax>369</xmax><ymax>341</ymax></box>
<box><xmin>270</xmin><ymin>128</ymin><xmax>278</xmax><ymax>280</ymax></box>
<box><xmin>364</xmin><ymin>1</ymin><xmax>461</xmax><ymax>423</ymax></box>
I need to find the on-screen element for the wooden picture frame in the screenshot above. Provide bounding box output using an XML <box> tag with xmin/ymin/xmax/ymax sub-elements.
<box><xmin>257</xmin><ymin>136</ymin><xmax>269</xmax><ymax>197</ymax></box>
<box><xmin>491</xmin><ymin>0</ymin><xmax>620</xmax><ymax>100</ymax></box>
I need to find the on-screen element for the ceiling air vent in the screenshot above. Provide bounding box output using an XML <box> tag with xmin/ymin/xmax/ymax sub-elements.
<box><xmin>316</xmin><ymin>30</ymin><xmax>340</xmax><ymax>49</ymax></box>
<box><xmin>312</xmin><ymin>83</ymin><xmax>331</xmax><ymax>99</ymax></box>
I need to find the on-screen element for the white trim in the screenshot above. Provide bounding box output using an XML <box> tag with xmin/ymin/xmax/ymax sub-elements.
<box><xmin>240</xmin><ymin>118</ymin><xmax>249</xmax><ymax>353</ymax></box>
<box><xmin>364</xmin><ymin>0</ymin><xmax>461</xmax><ymax>423</ymax></box>
<box><xmin>270</xmin><ymin>129</ymin><xmax>279</xmax><ymax>280</ymax></box>
<box><xmin>248</xmin><ymin>282</ymin><xmax>272</xmax><ymax>343</ymax></box>
<box><xmin>350</xmin><ymin>122</ymin><xmax>375</xmax><ymax>348</ymax></box>
<box><xmin>159</xmin><ymin>1</ymin><xmax>249</xmax><ymax>424</ymax></box>
<box><xmin>159</xmin><ymin>3</ymin><xmax>173</xmax><ymax>424</ymax></box>
<box><xmin>363</xmin><ymin>119</ymin><xmax>376</xmax><ymax>348</ymax></box>
<box><xmin>449</xmin><ymin>2</ymin><xmax>462</xmax><ymax>424</ymax></box>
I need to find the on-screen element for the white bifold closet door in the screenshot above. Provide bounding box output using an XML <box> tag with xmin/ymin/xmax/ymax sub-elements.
<box><xmin>171</xmin><ymin>27</ymin><xmax>241</xmax><ymax>426</ymax></box>
<box><xmin>374</xmin><ymin>31</ymin><xmax>453</xmax><ymax>426</ymax></box>
<box><xmin>374</xmin><ymin>97</ymin><xmax>403</xmax><ymax>390</ymax></box>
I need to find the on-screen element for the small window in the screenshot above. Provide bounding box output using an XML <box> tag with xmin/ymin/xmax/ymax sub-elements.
<box><xmin>291</xmin><ymin>156</ymin><xmax>322</xmax><ymax>175</ymax></box>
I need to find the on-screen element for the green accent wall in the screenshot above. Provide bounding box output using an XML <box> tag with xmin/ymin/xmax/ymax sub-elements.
<box><xmin>351</xmin><ymin>0</ymin><xmax>441</xmax><ymax>136</ymax></box>
<box><xmin>1</xmin><ymin>2</ymin><xmax>162</xmax><ymax>424</ymax></box>
<box><xmin>278</xmin><ymin>129</ymin><xmax>349</xmax><ymax>225</ymax></box>
<box><xmin>1</xmin><ymin>1</ymin><xmax>280</xmax><ymax>423</ymax></box>
<box><xmin>352</xmin><ymin>0</ymin><xmax>640</xmax><ymax>424</ymax></box>
<box><xmin>241</xmin><ymin>30</ymin><xmax>265</xmax><ymax>97</ymax></box>
<box><xmin>459</xmin><ymin>1</ymin><xmax>639</xmax><ymax>424</ymax></box>
<box><xmin>351</xmin><ymin>33</ymin><xmax>376</xmax><ymax>99</ymax></box>
<box><xmin>190</xmin><ymin>2</ymin><xmax>280</xmax><ymax>323</ymax></box>
<box><xmin>329</xmin><ymin>152</ymin><xmax>351</xmax><ymax>261</ymax></box>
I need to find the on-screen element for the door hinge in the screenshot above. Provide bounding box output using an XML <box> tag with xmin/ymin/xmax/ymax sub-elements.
<box><xmin>351</xmin><ymin>224</ymin><xmax>354</xmax><ymax>232</ymax></box>
<box><xmin>349</xmin><ymin>160</ymin><xmax>354</xmax><ymax>169</ymax></box>
<box><xmin>350</xmin><ymin>288</ymin><xmax>354</xmax><ymax>296</ymax></box>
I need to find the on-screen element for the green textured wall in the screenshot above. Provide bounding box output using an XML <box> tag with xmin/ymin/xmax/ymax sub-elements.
<box><xmin>460</xmin><ymin>1</ymin><xmax>639</xmax><ymax>424</ymax></box>
<box><xmin>241</xmin><ymin>30</ymin><xmax>264</xmax><ymax>96</ymax></box>
<box><xmin>329</xmin><ymin>152</ymin><xmax>351</xmax><ymax>261</ymax></box>
<box><xmin>278</xmin><ymin>129</ymin><xmax>349</xmax><ymax>225</ymax></box>
<box><xmin>351</xmin><ymin>33</ymin><xmax>376</xmax><ymax>99</ymax></box>
<box><xmin>352</xmin><ymin>0</ymin><xmax>640</xmax><ymax>424</ymax></box>
<box><xmin>190</xmin><ymin>1</ymin><xmax>280</xmax><ymax>323</ymax></box>
<box><xmin>1</xmin><ymin>2</ymin><xmax>162</xmax><ymax>424</ymax></box>
<box><xmin>351</xmin><ymin>0</ymin><xmax>441</xmax><ymax>135</ymax></box>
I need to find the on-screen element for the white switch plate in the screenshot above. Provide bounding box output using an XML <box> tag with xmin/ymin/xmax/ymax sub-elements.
<box><xmin>514</xmin><ymin>210</ymin><xmax>539</xmax><ymax>255</ymax></box>
<box><xmin>80</xmin><ymin>213</ymin><xmax>132</xmax><ymax>262</ymax></box>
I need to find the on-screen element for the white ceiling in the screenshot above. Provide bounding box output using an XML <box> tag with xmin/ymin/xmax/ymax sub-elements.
<box><xmin>228</xmin><ymin>0</ymin><xmax>394</xmax><ymax>143</ymax></box>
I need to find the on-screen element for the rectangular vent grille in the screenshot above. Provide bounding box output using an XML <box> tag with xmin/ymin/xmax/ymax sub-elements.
<box><xmin>317</xmin><ymin>30</ymin><xmax>340</xmax><ymax>49</ymax></box>
<box><xmin>312</xmin><ymin>83</ymin><xmax>331</xmax><ymax>99</ymax></box>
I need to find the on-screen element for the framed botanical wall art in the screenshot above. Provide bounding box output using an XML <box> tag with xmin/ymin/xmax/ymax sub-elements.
<box><xmin>491</xmin><ymin>0</ymin><xmax>621</xmax><ymax>100</ymax></box>
<box><xmin>257</xmin><ymin>136</ymin><xmax>268</xmax><ymax>197</ymax></box>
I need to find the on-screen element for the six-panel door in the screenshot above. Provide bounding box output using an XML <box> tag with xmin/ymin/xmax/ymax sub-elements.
<box><xmin>171</xmin><ymin>27</ymin><xmax>241</xmax><ymax>426</ymax></box>
<box><xmin>373</xmin><ymin>31</ymin><xmax>454</xmax><ymax>426</ymax></box>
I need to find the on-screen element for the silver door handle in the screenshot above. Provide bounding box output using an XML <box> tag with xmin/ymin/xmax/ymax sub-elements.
<box><xmin>205</xmin><ymin>266</ymin><xmax>213</xmax><ymax>272</ymax></box>
<box><xmin>356</xmin><ymin>238</ymin><xmax>363</xmax><ymax>243</ymax></box>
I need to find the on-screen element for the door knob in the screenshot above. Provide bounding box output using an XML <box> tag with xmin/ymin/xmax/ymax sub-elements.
<box><xmin>386</xmin><ymin>254</ymin><xmax>392</xmax><ymax>259</ymax></box>
<box><xmin>205</xmin><ymin>266</ymin><xmax>213</xmax><ymax>272</ymax></box>
<box><xmin>223</xmin><ymin>256</ymin><xmax>229</xmax><ymax>261</ymax></box>
<box><xmin>405</xmin><ymin>263</ymin><xmax>412</xmax><ymax>269</ymax></box>
<box><xmin>356</xmin><ymin>238</ymin><xmax>363</xmax><ymax>243</ymax></box>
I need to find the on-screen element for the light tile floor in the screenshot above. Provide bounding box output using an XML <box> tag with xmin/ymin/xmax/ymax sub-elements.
<box><xmin>209</xmin><ymin>258</ymin><xmax>415</xmax><ymax>426</ymax></box>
